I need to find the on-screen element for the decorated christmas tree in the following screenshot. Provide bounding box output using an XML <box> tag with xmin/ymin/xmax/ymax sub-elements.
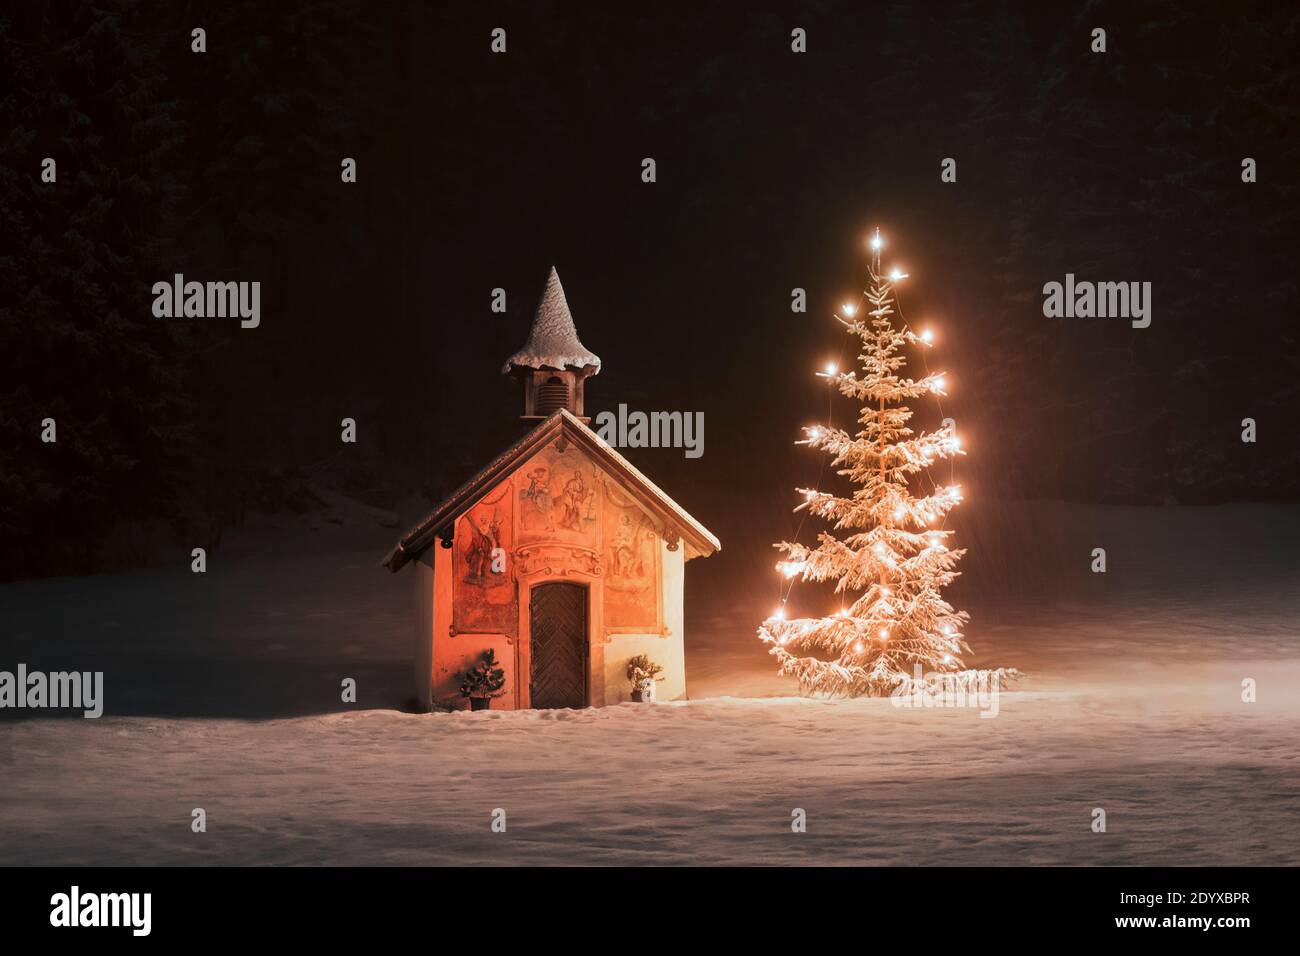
<box><xmin>758</xmin><ymin>230</ymin><xmax>1011</xmax><ymax>697</ymax></box>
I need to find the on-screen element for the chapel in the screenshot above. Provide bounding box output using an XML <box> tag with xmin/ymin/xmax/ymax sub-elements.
<box><xmin>383</xmin><ymin>268</ymin><xmax>719</xmax><ymax>710</ymax></box>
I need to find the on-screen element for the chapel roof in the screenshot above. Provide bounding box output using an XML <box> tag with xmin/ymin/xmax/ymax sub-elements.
<box><xmin>501</xmin><ymin>267</ymin><xmax>602</xmax><ymax>374</ymax></box>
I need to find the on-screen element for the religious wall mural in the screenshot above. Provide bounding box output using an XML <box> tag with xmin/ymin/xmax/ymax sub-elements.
<box><xmin>450</xmin><ymin>447</ymin><xmax>661</xmax><ymax>636</ymax></box>
<box><xmin>452</xmin><ymin>481</ymin><xmax>517</xmax><ymax>634</ymax></box>
<box><xmin>516</xmin><ymin>449</ymin><xmax>600</xmax><ymax>547</ymax></box>
<box><xmin>601</xmin><ymin>480</ymin><xmax>660</xmax><ymax>630</ymax></box>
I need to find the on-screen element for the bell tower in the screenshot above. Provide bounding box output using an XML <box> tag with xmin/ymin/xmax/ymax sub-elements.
<box><xmin>502</xmin><ymin>267</ymin><xmax>601</xmax><ymax>423</ymax></box>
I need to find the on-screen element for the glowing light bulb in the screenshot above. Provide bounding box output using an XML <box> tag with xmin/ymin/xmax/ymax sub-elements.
<box><xmin>853</xmin><ymin>642</ymin><xmax>864</xmax><ymax>653</ymax></box>
<box><xmin>778</xmin><ymin>560</ymin><xmax>804</xmax><ymax>579</ymax></box>
<box><xmin>880</xmin><ymin>586</ymin><xmax>891</xmax><ymax>597</ymax></box>
<box><xmin>774</xmin><ymin>606</ymin><xmax>786</xmax><ymax>621</ymax></box>
<box><xmin>933</xmin><ymin>375</ymin><xmax>946</xmax><ymax>392</ymax></box>
<box><xmin>842</xmin><ymin>303</ymin><xmax>857</xmax><ymax>317</ymax></box>
<box><xmin>920</xmin><ymin>328</ymin><xmax>934</xmax><ymax>344</ymax></box>
<box><xmin>874</xmin><ymin>542</ymin><xmax>886</xmax><ymax>556</ymax></box>
<box><xmin>944</xmin><ymin>654</ymin><xmax>953</xmax><ymax>664</ymax></box>
<box><xmin>879</xmin><ymin>628</ymin><xmax>889</xmax><ymax>640</ymax></box>
<box><xmin>952</xmin><ymin>437</ymin><xmax>962</xmax><ymax>450</ymax></box>
<box><xmin>893</xmin><ymin>507</ymin><xmax>905</xmax><ymax>520</ymax></box>
<box><xmin>889</xmin><ymin>267</ymin><xmax>908</xmax><ymax>281</ymax></box>
<box><xmin>943</xmin><ymin>625</ymin><xmax>954</xmax><ymax>636</ymax></box>
<box><xmin>825</xmin><ymin>362</ymin><xmax>838</xmax><ymax>376</ymax></box>
<box><xmin>870</xmin><ymin>233</ymin><xmax>883</xmax><ymax>251</ymax></box>
<box><xmin>809</xmin><ymin>426</ymin><xmax>822</xmax><ymax>439</ymax></box>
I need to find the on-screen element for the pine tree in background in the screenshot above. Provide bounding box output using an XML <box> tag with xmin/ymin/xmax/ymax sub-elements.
<box><xmin>0</xmin><ymin>1</ymin><xmax>194</xmax><ymax>578</ymax></box>
<box><xmin>758</xmin><ymin>231</ymin><xmax>1012</xmax><ymax>697</ymax></box>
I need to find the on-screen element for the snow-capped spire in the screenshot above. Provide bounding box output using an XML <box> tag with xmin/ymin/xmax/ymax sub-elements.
<box><xmin>501</xmin><ymin>267</ymin><xmax>602</xmax><ymax>375</ymax></box>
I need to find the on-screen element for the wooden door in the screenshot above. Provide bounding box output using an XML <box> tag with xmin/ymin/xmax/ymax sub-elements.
<box><xmin>528</xmin><ymin>583</ymin><xmax>588</xmax><ymax>709</ymax></box>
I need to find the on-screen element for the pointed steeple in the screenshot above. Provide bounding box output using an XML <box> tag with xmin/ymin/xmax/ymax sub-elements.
<box><xmin>503</xmin><ymin>267</ymin><xmax>601</xmax><ymax>423</ymax></box>
<box><xmin>501</xmin><ymin>267</ymin><xmax>602</xmax><ymax>374</ymax></box>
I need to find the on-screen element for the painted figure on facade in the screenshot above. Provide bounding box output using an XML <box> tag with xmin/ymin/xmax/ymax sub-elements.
<box><xmin>610</xmin><ymin>512</ymin><xmax>650</xmax><ymax>579</ymax></box>
<box><xmin>559</xmin><ymin>470</ymin><xmax>592</xmax><ymax>532</ymax></box>
<box><xmin>463</xmin><ymin>512</ymin><xmax>501</xmax><ymax>583</ymax></box>
<box><xmin>520</xmin><ymin>466</ymin><xmax>554</xmax><ymax>532</ymax></box>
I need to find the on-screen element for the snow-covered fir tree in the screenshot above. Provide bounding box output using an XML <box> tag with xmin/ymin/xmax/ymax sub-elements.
<box><xmin>758</xmin><ymin>231</ymin><xmax>1012</xmax><ymax>697</ymax></box>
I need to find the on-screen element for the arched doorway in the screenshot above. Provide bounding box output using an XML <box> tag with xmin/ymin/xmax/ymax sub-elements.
<box><xmin>528</xmin><ymin>582</ymin><xmax>588</xmax><ymax>708</ymax></box>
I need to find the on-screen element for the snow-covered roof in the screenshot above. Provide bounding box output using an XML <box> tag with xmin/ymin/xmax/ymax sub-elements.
<box><xmin>501</xmin><ymin>267</ymin><xmax>602</xmax><ymax>374</ymax></box>
<box><xmin>382</xmin><ymin>409</ymin><xmax>719</xmax><ymax>572</ymax></box>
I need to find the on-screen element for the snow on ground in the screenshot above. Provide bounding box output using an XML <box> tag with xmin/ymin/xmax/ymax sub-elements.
<box><xmin>1</xmin><ymin>502</ymin><xmax>1298</xmax><ymax>865</ymax></box>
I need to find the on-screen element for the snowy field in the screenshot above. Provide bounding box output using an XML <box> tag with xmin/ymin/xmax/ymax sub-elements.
<box><xmin>2</xmin><ymin>501</ymin><xmax>1298</xmax><ymax>865</ymax></box>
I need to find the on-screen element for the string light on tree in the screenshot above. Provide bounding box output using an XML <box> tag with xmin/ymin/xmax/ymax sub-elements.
<box><xmin>757</xmin><ymin>227</ymin><xmax>1013</xmax><ymax>697</ymax></box>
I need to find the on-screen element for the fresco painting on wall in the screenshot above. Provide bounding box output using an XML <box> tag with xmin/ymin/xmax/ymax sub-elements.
<box><xmin>602</xmin><ymin>481</ymin><xmax>659</xmax><ymax>630</ymax></box>
<box><xmin>517</xmin><ymin>450</ymin><xmax>600</xmax><ymax>547</ymax></box>
<box><xmin>452</xmin><ymin>482</ymin><xmax>517</xmax><ymax>634</ymax></box>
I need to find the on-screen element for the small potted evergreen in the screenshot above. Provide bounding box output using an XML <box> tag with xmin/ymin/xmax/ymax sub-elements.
<box><xmin>626</xmin><ymin>654</ymin><xmax>664</xmax><ymax>702</ymax></box>
<box><xmin>458</xmin><ymin>649</ymin><xmax>506</xmax><ymax>710</ymax></box>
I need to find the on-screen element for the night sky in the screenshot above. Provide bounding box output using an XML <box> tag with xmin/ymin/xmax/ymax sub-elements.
<box><xmin>3</xmin><ymin>2</ymin><xmax>1298</xmax><ymax>581</ymax></box>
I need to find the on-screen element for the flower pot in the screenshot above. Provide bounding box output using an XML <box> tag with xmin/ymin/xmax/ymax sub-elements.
<box><xmin>630</xmin><ymin>690</ymin><xmax>644</xmax><ymax>703</ymax></box>
<box><xmin>469</xmin><ymin>697</ymin><xmax>491</xmax><ymax>711</ymax></box>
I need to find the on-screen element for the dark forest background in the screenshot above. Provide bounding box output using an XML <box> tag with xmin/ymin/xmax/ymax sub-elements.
<box><xmin>2</xmin><ymin>1</ymin><xmax>1297</xmax><ymax>581</ymax></box>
